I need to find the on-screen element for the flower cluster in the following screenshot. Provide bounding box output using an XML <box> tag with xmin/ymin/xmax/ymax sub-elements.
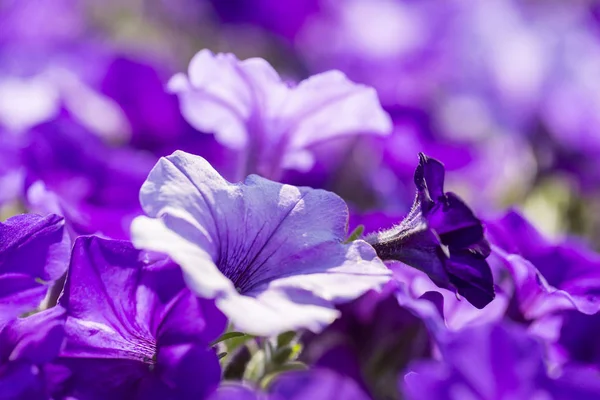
<box><xmin>2</xmin><ymin>1</ymin><xmax>600</xmax><ymax>399</ymax></box>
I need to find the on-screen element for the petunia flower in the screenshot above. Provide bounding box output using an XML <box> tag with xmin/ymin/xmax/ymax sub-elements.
<box><xmin>486</xmin><ymin>210</ymin><xmax>600</xmax><ymax>319</ymax></box>
<box><xmin>0</xmin><ymin>306</ymin><xmax>67</xmax><ymax>399</ymax></box>
<box><xmin>366</xmin><ymin>153</ymin><xmax>495</xmax><ymax>309</ymax></box>
<box><xmin>0</xmin><ymin>213</ymin><xmax>69</xmax><ymax>326</ymax></box>
<box><xmin>131</xmin><ymin>150</ymin><xmax>391</xmax><ymax>336</ymax></box>
<box><xmin>54</xmin><ymin>236</ymin><xmax>227</xmax><ymax>400</ymax></box>
<box><xmin>167</xmin><ymin>49</ymin><xmax>392</xmax><ymax>180</ymax></box>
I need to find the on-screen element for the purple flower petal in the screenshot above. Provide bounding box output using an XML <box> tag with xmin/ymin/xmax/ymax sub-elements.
<box><xmin>270</xmin><ymin>369</ymin><xmax>371</xmax><ymax>400</ymax></box>
<box><xmin>403</xmin><ymin>322</ymin><xmax>551</xmax><ymax>400</ymax></box>
<box><xmin>131</xmin><ymin>150</ymin><xmax>390</xmax><ymax>336</ymax></box>
<box><xmin>487</xmin><ymin>210</ymin><xmax>600</xmax><ymax>318</ymax></box>
<box><xmin>209</xmin><ymin>369</ymin><xmax>371</xmax><ymax>400</ymax></box>
<box><xmin>24</xmin><ymin>114</ymin><xmax>156</xmax><ymax>239</ymax></box>
<box><xmin>0</xmin><ymin>306</ymin><xmax>67</xmax><ymax>399</ymax></box>
<box><xmin>0</xmin><ymin>213</ymin><xmax>69</xmax><ymax>325</ymax></box>
<box><xmin>56</xmin><ymin>236</ymin><xmax>225</xmax><ymax>399</ymax></box>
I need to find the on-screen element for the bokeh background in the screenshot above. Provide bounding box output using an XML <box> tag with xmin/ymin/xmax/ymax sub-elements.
<box><xmin>2</xmin><ymin>0</ymin><xmax>600</xmax><ymax>247</ymax></box>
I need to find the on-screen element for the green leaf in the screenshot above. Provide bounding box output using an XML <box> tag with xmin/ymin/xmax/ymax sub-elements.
<box><xmin>276</xmin><ymin>331</ymin><xmax>296</xmax><ymax>348</ymax></box>
<box><xmin>210</xmin><ymin>331</ymin><xmax>247</xmax><ymax>347</ymax></box>
<box><xmin>243</xmin><ymin>349</ymin><xmax>266</xmax><ymax>382</ymax></box>
<box><xmin>344</xmin><ymin>224</ymin><xmax>364</xmax><ymax>243</ymax></box>
<box><xmin>272</xmin><ymin>347</ymin><xmax>293</xmax><ymax>365</ymax></box>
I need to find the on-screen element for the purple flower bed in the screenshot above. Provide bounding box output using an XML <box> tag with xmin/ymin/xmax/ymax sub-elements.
<box><xmin>1</xmin><ymin>1</ymin><xmax>600</xmax><ymax>398</ymax></box>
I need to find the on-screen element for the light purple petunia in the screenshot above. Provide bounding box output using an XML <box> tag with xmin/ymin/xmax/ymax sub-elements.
<box><xmin>131</xmin><ymin>150</ymin><xmax>391</xmax><ymax>336</ymax></box>
<box><xmin>55</xmin><ymin>236</ymin><xmax>226</xmax><ymax>399</ymax></box>
<box><xmin>0</xmin><ymin>213</ymin><xmax>69</xmax><ymax>326</ymax></box>
<box><xmin>168</xmin><ymin>49</ymin><xmax>392</xmax><ymax>180</ymax></box>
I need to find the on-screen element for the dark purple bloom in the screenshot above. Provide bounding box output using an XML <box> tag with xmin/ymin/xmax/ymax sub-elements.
<box><xmin>54</xmin><ymin>236</ymin><xmax>226</xmax><ymax>399</ymax></box>
<box><xmin>131</xmin><ymin>151</ymin><xmax>390</xmax><ymax>336</ymax></box>
<box><xmin>402</xmin><ymin>321</ymin><xmax>600</xmax><ymax>400</ymax></box>
<box><xmin>209</xmin><ymin>369</ymin><xmax>371</xmax><ymax>400</ymax></box>
<box><xmin>0</xmin><ymin>213</ymin><xmax>69</xmax><ymax>326</ymax></box>
<box><xmin>0</xmin><ymin>306</ymin><xmax>67</xmax><ymax>399</ymax></box>
<box><xmin>487</xmin><ymin>210</ymin><xmax>600</xmax><ymax>319</ymax></box>
<box><xmin>366</xmin><ymin>153</ymin><xmax>494</xmax><ymax>309</ymax></box>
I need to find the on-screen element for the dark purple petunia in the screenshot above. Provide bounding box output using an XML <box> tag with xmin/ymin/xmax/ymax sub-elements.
<box><xmin>402</xmin><ymin>321</ymin><xmax>600</xmax><ymax>400</ymax></box>
<box><xmin>0</xmin><ymin>213</ymin><xmax>69</xmax><ymax>326</ymax></box>
<box><xmin>0</xmin><ymin>306</ymin><xmax>67</xmax><ymax>399</ymax></box>
<box><xmin>209</xmin><ymin>368</ymin><xmax>371</xmax><ymax>400</ymax></box>
<box><xmin>366</xmin><ymin>153</ymin><xmax>494</xmax><ymax>309</ymax></box>
<box><xmin>53</xmin><ymin>236</ymin><xmax>227</xmax><ymax>400</ymax></box>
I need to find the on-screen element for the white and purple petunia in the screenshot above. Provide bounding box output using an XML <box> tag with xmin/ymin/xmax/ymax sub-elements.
<box><xmin>168</xmin><ymin>49</ymin><xmax>392</xmax><ymax>180</ymax></box>
<box><xmin>131</xmin><ymin>150</ymin><xmax>391</xmax><ymax>336</ymax></box>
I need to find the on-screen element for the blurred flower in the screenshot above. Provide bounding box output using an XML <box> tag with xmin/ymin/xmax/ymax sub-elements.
<box><xmin>487</xmin><ymin>210</ymin><xmax>600</xmax><ymax>319</ymax></box>
<box><xmin>0</xmin><ymin>213</ymin><xmax>69</xmax><ymax>326</ymax></box>
<box><xmin>367</xmin><ymin>153</ymin><xmax>495</xmax><ymax>309</ymax></box>
<box><xmin>131</xmin><ymin>151</ymin><xmax>390</xmax><ymax>336</ymax></box>
<box><xmin>54</xmin><ymin>236</ymin><xmax>226</xmax><ymax>399</ymax></box>
<box><xmin>390</xmin><ymin>261</ymin><xmax>509</xmax><ymax>331</ymax></box>
<box><xmin>551</xmin><ymin>310</ymin><xmax>600</xmax><ymax>373</ymax></box>
<box><xmin>168</xmin><ymin>49</ymin><xmax>392</xmax><ymax>180</ymax></box>
<box><xmin>207</xmin><ymin>0</ymin><xmax>320</xmax><ymax>41</ymax></box>
<box><xmin>24</xmin><ymin>113</ymin><xmax>156</xmax><ymax>240</ymax></box>
<box><xmin>402</xmin><ymin>321</ymin><xmax>600</xmax><ymax>400</ymax></box>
